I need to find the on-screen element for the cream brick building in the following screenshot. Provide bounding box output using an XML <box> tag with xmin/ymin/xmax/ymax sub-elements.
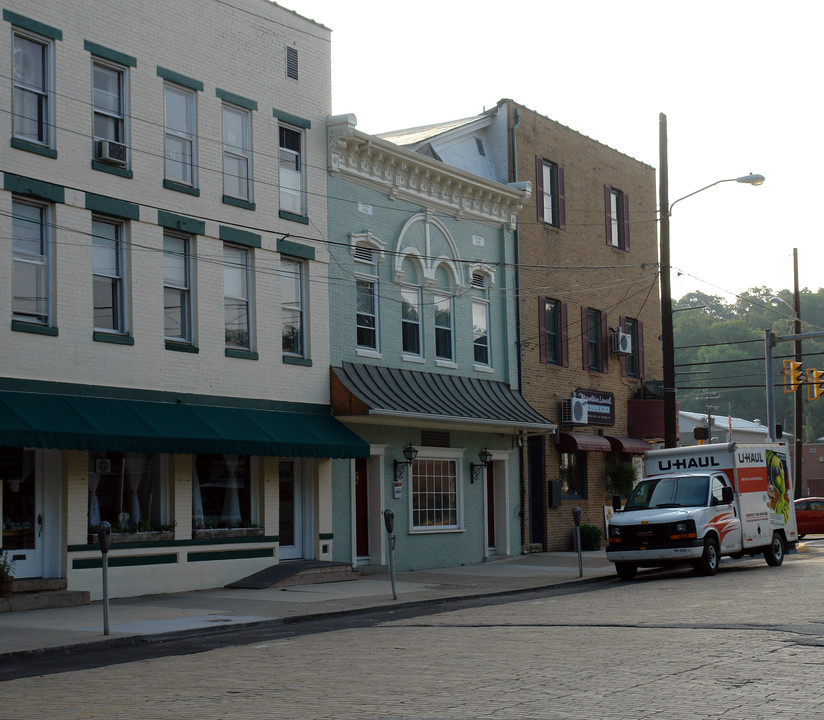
<box><xmin>0</xmin><ymin>0</ymin><xmax>368</xmax><ymax>600</ymax></box>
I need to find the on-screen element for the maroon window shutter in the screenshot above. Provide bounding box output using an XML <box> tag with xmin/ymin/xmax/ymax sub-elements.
<box><xmin>619</xmin><ymin>315</ymin><xmax>627</xmax><ymax>377</ymax></box>
<box><xmin>538</xmin><ymin>297</ymin><xmax>547</xmax><ymax>363</ymax></box>
<box><xmin>581</xmin><ymin>306</ymin><xmax>589</xmax><ymax>371</ymax></box>
<box><xmin>557</xmin><ymin>165</ymin><xmax>566</xmax><ymax>229</ymax></box>
<box><xmin>622</xmin><ymin>192</ymin><xmax>631</xmax><ymax>251</ymax></box>
<box><xmin>535</xmin><ymin>156</ymin><xmax>545</xmax><ymax>223</ymax></box>
<box><xmin>637</xmin><ymin>320</ymin><xmax>645</xmax><ymax>379</ymax></box>
<box><xmin>604</xmin><ymin>184</ymin><xmax>612</xmax><ymax>246</ymax></box>
<box><xmin>560</xmin><ymin>301</ymin><xmax>569</xmax><ymax>367</ymax></box>
<box><xmin>600</xmin><ymin>312</ymin><xmax>609</xmax><ymax>374</ymax></box>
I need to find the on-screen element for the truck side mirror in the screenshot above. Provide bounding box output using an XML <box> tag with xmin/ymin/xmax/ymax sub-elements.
<box><xmin>97</xmin><ymin>521</ymin><xmax>112</xmax><ymax>554</ymax></box>
<box><xmin>383</xmin><ymin>508</ymin><xmax>394</xmax><ymax>534</ymax></box>
<box><xmin>612</xmin><ymin>495</ymin><xmax>622</xmax><ymax>512</ymax></box>
<box><xmin>722</xmin><ymin>486</ymin><xmax>734</xmax><ymax>504</ymax></box>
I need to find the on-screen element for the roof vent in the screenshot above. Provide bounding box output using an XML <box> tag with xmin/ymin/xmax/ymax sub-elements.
<box><xmin>286</xmin><ymin>46</ymin><xmax>298</xmax><ymax>80</ymax></box>
<box><xmin>354</xmin><ymin>246</ymin><xmax>374</xmax><ymax>263</ymax></box>
<box><xmin>475</xmin><ymin>137</ymin><xmax>486</xmax><ymax>156</ymax></box>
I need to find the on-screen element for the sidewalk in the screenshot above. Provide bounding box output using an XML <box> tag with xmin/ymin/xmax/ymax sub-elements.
<box><xmin>0</xmin><ymin>551</ymin><xmax>615</xmax><ymax>658</ymax></box>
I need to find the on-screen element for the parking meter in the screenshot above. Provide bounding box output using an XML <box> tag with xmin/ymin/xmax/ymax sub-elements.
<box><xmin>383</xmin><ymin>508</ymin><xmax>394</xmax><ymax>534</ymax></box>
<box><xmin>572</xmin><ymin>507</ymin><xmax>583</xmax><ymax>578</ymax></box>
<box><xmin>572</xmin><ymin>506</ymin><xmax>582</xmax><ymax>527</ymax></box>
<box><xmin>97</xmin><ymin>521</ymin><xmax>112</xmax><ymax>554</ymax></box>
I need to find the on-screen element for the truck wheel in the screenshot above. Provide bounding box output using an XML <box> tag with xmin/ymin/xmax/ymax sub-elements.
<box><xmin>764</xmin><ymin>532</ymin><xmax>785</xmax><ymax>567</ymax></box>
<box><xmin>615</xmin><ymin>562</ymin><xmax>637</xmax><ymax>580</ymax></box>
<box><xmin>695</xmin><ymin>537</ymin><xmax>719</xmax><ymax>576</ymax></box>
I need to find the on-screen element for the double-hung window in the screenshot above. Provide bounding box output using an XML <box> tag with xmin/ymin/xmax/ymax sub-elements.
<box><xmin>434</xmin><ymin>292</ymin><xmax>454</xmax><ymax>362</ymax></box>
<box><xmin>401</xmin><ymin>286</ymin><xmax>422</xmax><ymax>357</ymax></box>
<box><xmin>356</xmin><ymin>278</ymin><xmax>378</xmax><ymax>351</ymax></box>
<box><xmin>224</xmin><ymin>245</ymin><xmax>251</xmax><ymax>350</ymax></box>
<box><xmin>164</xmin><ymin>83</ymin><xmax>196</xmax><ymax>187</ymax></box>
<box><xmin>622</xmin><ymin>316</ymin><xmax>644</xmax><ymax>379</ymax></box>
<box><xmin>471</xmin><ymin>273</ymin><xmax>490</xmax><ymax>367</ymax></box>
<box><xmin>12</xmin><ymin>30</ymin><xmax>53</xmax><ymax>148</ymax></box>
<box><xmin>411</xmin><ymin>457</ymin><xmax>459</xmax><ymax>530</ymax></box>
<box><xmin>279</xmin><ymin>125</ymin><xmax>304</xmax><ymax>216</ymax></box>
<box><xmin>281</xmin><ymin>258</ymin><xmax>305</xmax><ymax>357</ymax></box>
<box><xmin>92</xmin><ymin>217</ymin><xmax>125</xmax><ymax>333</ymax></box>
<box><xmin>582</xmin><ymin>307</ymin><xmax>607</xmax><ymax>373</ymax></box>
<box><xmin>605</xmin><ymin>185</ymin><xmax>630</xmax><ymax>250</ymax></box>
<box><xmin>222</xmin><ymin>103</ymin><xmax>252</xmax><ymax>202</ymax></box>
<box><xmin>12</xmin><ymin>198</ymin><xmax>51</xmax><ymax>325</ymax></box>
<box><xmin>536</xmin><ymin>158</ymin><xmax>565</xmax><ymax>228</ymax></box>
<box><xmin>93</xmin><ymin>60</ymin><xmax>127</xmax><ymax>159</ymax></box>
<box><xmin>163</xmin><ymin>233</ymin><xmax>192</xmax><ymax>343</ymax></box>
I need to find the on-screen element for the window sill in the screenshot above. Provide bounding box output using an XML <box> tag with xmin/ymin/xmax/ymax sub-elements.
<box><xmin>193</xmin><ymin>527</ymin><xmax>264</xmax><ymax>540</ymax></box>
<box><xmin>225</xmin><ymin>348</ymin><xmax>258</xmax><ymax>360</ymax></box>
<box><xmin>11</xmin><ymin>320</ymin><xmax>58</xmax><ymax>336</ymax></box>
<box><xmin>278</xmin><ymin>209</ymin><xmax>309</xmax><ymax>225</ymax></box>
<box><xmin>223</xmin><ymin>195</ymin><xmax>256</xmax><ymax>211</ymax></box>
<box><xmin>91</xmin><ymin>160</ymin><xmax>133</xmax><ymax>179</ymax></box>
<box><xmin>11</xmin><ymin>138</ymin><xmax>57</xmax><ymax>159</ymax></box>
<box><xmin>402</xmin><ymin>354</ymin><xmax>425</xmax><ymax>364</ymax></box>
<box><xmin>93</xmin><ymin>331</ymin><xmax>134</xmax><ymax>345</ymax></box>
<box><xmin>356</xmin><ymin>348</ymin><xmax>381</xmax><ymax>359</ymax></box>
<box><xmin>436</xmin><ymin>359</ymin><xmax>457</xmax><ymax>369</ymax></box>
<box><xmin>408</xmin><ymin>527</ymin><xmax>465</xmax><ymax>535</ymax></box>
<box><xmin>163</xmin><ymin>179</ymin><xmax>200</xmax><ymax>196</ymax></box>
<box><xmin>282</xmin><ymin>355</ymin><xmax>312</xmax><ymax>367</ymax></box>
<box><xmin>473</xmin><ymin>364</ymin><xmax>494</xmax><ymax>374</ymax></box>
<box><xmin>165</xmin><ymin>340</ymin><xmax>199</xmax><ymax>353</ymax></box>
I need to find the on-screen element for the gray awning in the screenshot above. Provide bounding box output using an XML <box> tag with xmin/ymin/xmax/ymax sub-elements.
<box><xmin>331</xmin><ymin>363</ymin><xmax>555</xmax><ymax>432</ymax></box>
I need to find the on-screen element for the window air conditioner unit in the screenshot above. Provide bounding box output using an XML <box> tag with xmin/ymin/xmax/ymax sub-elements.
<box><xmin>95</xmin><ymin>139</ymin><xmax>128</xmax><ymax>166</ymax></box>
<box><xmin>611</xmin><ymin>329</ymin><xmax>633</xmax><ymax>355</ymax></box>
<box><xmin>561</xmin><ymin>397</ymin><xmax>588</xmax><ymax>425</ymax></box>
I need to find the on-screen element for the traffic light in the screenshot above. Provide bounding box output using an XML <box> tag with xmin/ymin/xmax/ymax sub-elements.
<box><xmin>783</xmin><ymin>360</ymin><xmax>803</xmax><ymax>393</ymax></box>
<box><xmin>808</xmin><ymin>368</ymin><xmax>824</xmax><ymax>401</ymax></box>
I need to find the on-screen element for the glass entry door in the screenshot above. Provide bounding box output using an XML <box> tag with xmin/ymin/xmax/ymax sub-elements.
<box><xmin>2</xmin><ymin>449</ymin><xmax>41</xmax><ymax>578</ymax></box>
<box><xmin>278</xmin><ymin>460</ymin><xmax>303</xmax><ymax>560</ymax></box>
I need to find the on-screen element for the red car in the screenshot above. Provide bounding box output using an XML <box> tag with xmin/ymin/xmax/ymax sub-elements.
<box><xmin>794</xmin><ymin>497</ymin><xmax>824</xmax><ymax>538</ymax></box>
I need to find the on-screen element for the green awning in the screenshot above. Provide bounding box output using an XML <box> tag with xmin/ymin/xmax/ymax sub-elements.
<box><xmin>0</xmin><ymin>390</ymin><xmax>369</xmax><ymax>458</ymax></box>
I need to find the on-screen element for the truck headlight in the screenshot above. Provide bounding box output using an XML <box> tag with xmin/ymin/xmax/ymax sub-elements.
<box><xmin>608</xmin><ymin>526</ymin><xmax>621</xmax><ymax>543</ymax></box>
<box><xmin>669</xmin><ymin>520</ymin><xmax>696</xmax><ymax>540</ymax></box>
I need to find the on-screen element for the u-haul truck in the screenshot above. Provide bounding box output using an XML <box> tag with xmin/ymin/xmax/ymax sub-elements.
<box><xmin>606</xmin><ymin>443</ymin><xmax>797</xmax><ymax>580</ymax></box>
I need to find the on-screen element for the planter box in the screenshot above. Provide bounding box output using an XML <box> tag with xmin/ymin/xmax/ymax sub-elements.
<box><xmin>192</xmin><ymin>527</ymin><xmax>264</xmax><ymax>541</ymax></box>
<box><xmin>88</xmin><ymin>531</ymin><xmax>175</xmax><ymax>545</ymax></box>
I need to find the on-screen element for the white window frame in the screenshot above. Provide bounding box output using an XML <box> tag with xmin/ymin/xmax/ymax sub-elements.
<box><xmin>541</xmin><ymin>160</ymin><xmax>556</xmax><ymax>225</ymax></box>
<box><xmin>401</xmin><ymin>285</ymin><xmax>422</xmax><ymax>358</ymax></box>
<box><xmin>92</xmin><ymin>58</ymin><xmax>127</xmax><ymax>159</ymax></box>
<box><xmin>92</xmin><ymin>216</ymin><xmax>126</xmax><ymax>334</ymax></box>
<box><xmin>223</xmin><ymin>244</ymin><xmax>252</xmax><ymax>351</ymax></box>
<box><xmin>356</xmin><ymin>277</ymin><xmax>379</xmax><ymax>352</ymax></box>
<box><xmin>12</xmin><ymin>29</ymin><xmax>53</xmax><ymax>147</ymax></box>
<box><xmin>434</xmin><ymin>291</ymin><xmax>455</xmax><ymax>363</ymax></box>
<box><xmin>163</xmin><ymin>232</ymin><xmax>193</xmax><ymax>343</ymax></box>
<box><xmin>279</xmin><ymin>124</ymin><xmax>305</xmax><ymax>216</ymax></box>
<box><xmin>609</xmin><ymin>187</ymin><xmax>623</xmax><ymax>248</ymax></box>
<box><xmin>164</xmin><ymin>82</ymin><xmax>196</xmax><ymax>186</ymax></box>
<box><xmin>281</xmin><ymin>257</ymin><xmax>306</xmax><ymax>357</ymax></box>
<box><xmin>408</xmin><ymin>447</ymin><xmax>465</xmax><ymax>533</ymax></box>
<box><xmin>12</xmin><ymin>197</ymin><xmax>52</xmax><ymax>325</ymax></box>
<box><xmin>472</xmin><ymin>298</ymin><xmax>491</xmax><ymax>368</ymax></box>
<box><xmin>222</xmin><ymin>102</ymin><xmax>252</xmax><ymax>202</ymax></box>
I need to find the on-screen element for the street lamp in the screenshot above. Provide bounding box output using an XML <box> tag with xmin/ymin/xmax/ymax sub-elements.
<box><xmin>659</xmin><ymin>113</ymin><xmax>765</xmax><ymax>447</ymax></box>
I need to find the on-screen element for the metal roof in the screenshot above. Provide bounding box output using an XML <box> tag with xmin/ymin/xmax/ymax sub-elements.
<box><xmin>331</xmin><ymin>363</ymin><xmax>554</xmax><ymax>432</ymax></box>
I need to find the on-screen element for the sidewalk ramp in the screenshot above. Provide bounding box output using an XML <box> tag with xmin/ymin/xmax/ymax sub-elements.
<box><xmin>226</xmin><ymin>561</ymin><xmax>358</xmax><ymax>589</ymax></box>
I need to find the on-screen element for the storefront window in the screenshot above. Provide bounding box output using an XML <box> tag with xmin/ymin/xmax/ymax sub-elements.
<box><xmin>411</xmin><ymin>458</ymin><xmax>458</xmax><ymax>530</ymax></box>
<box><xmin>88</xmin><ymin>452</ymin><xmax>164</xmax><ymax>532</ymax></box>
<box><xmin>2</xmin><ymin>449</ymin><xmax>35</xmax><ymax>550</ymax></box>
<box><xmin>560</xmin><ymin>451</ymin><xmax>587</xmax><ymax>499</ymax></box>
<box><xmin>193</xmin><ymin>454</ymin><xmax>254</xmax><ymax>529</ymax></box>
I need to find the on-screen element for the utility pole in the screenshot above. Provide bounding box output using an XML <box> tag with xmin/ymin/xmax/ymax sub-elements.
<box><xmin>793</xmin><ymin>248</ymin><xmax>803</xmax><ymax>498</ymax></box>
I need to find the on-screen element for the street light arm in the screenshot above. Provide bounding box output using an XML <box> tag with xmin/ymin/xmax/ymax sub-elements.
<box><xmin>668</xmin><ymin>174</ymin><xmax>765</xmax><ymax>216</ymax></box>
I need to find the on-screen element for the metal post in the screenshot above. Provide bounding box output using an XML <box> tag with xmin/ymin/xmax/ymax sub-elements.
<box><xmin>97</xmin><ymin>520</ymin><xmax>111</xmax><ymax>636</ymax></box>
<box><xmin>388</xmin><ymin>534</ymin><xmax>397</xmax><ymax>600</ymax></box>
<box><xmin>659</xmin><ymin>113</ymin><xmax>677</xmax><ymax>448</ymax></box>
<box><xmin>765</xmin><ymin>329</ymin><xmax>776</xmax><ymax>443</ymax></box>
<box><xmin>793</xmin><ymin>248</ymin><xmax>803</xmax><ymax>498</ymax></box>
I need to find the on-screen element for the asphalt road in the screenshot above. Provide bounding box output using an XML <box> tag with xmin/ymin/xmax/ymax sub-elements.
<box><xmin>3</xmin><ymin>543</ymin><xmax>823</xmax><ymax>720</ymax></box>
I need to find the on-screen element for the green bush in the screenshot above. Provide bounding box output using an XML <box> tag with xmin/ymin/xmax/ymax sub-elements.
<box><xmin>578</xmin><ymin>524</ymin><xmax>603</xmax><ymax>550</ymax></box>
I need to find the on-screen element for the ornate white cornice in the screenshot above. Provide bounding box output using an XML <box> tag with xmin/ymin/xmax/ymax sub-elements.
<box><xmin>328</xmin><ymin>115</ymin><xmax>531</xmax><ymax>231</ymax></box>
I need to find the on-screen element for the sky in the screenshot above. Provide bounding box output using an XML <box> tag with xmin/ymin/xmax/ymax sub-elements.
<box><xmin>280</xmin><ymin>0</ymin><xmax>821</xmax><ymax>304</ymax></box>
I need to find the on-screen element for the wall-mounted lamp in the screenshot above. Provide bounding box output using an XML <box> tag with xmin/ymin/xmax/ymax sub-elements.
<box><xmin>394</xmin><ymin>443</ymin><xmax>418</xmax><ymax>481</ymax></box>
<box><xmin>470</xmin><ymin>448</ymin><xmax>493</xmax><ymax>483</ymax></box>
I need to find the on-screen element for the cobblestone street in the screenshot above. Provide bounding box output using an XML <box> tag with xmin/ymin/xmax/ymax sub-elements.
<box><xmin>4</xmin><ymin>550</ymin><xmax>824</xmax><ymax>720</ymax></box>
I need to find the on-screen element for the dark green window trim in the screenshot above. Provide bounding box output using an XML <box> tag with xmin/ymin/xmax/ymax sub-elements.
<box><xmin>73</xmin><ymin>554</ymin><xmax>177</xmax><ymax>570</ymax></box>
<box><xmin>278</xmin><ymin>209</ymin><xmax>309</xmax><ymax>225</ymax></box>
<box><xmin>226</xmin><ymin>349</ymin><xmax>259</xmax><ymax>361</ymax></box>
<box><xmin>67</xmin><ymin>536</ymin><xmax>278</xmax><ymax>552</ymax></box>
<box><xmin>84</xmin><ymin>40</ymin><xmax>136</xmax><ymax>67</ymax></box>
<box><xmin>277</xmin><ymin>238</ymin><xmax>315</xmax><ymax>260</ymax></box>
<box><xmin>163</xmin><ymin>179</ymin><xmax>200</xmax><ymax>196</ymax></box>
<box><xmin>165</xmin><ymin>340</ymin><xmax>199</xmax><ymax>354</ymax></box>
<box><xmin>157</xmin><ymin>210</ymin><xmax>205</xmax><ymax>235</ymax></box>
<box><xmin>219</xmin><ymin>225</ymin><xmax>260</xmax><ymax>249</ymax></box>
<box><xmin>85</xmin><ymin>193</ymin><xmax>139</xmax><ymax>220</ymax></box>
<box><xmin>93</xmin><ymin>331</ymin><xmax>134</xmax><ymax>346</ymax></box>
<box><xmin>216</xmin><ymin>88</ymin><xmax>257</xmax><ymax>111</ymax></box>
<box><xmin>283</xmin><ymin>355</ymin><xmax>312</xmax><ymax>367</ymax></box>
<box><xmin>11</xmin><ymin>138</ymin><xmax>57</xmax><ymax>158</ymax></box>
<box><xmin>12</xmin><ymin>320</ymin><xmax>58</xmax><ymax>336</ymax></box>
<box><xmin>222</xmin><ymin>195</ymin><xmax>256</xmax><ymax>211</ymax></box>
<box><xmin>272</xmin><ymin>108</ymin><xmax>311</xmax><ymax>129</ymax></box>
<box><xmin>188</xmin><ymin>548</ymin><xmax>274</xmax><ymax>562</ymax></box>
<box><xmin>4</xmin><ymin>173</ymin><xmax>65</xmax><ymax>203</ymax></box>
<box><xmin>91</xmin><ymin>160</ymin><xmax>133</xmax><ymax>178</ymax></box>
<box><xmin>3</xmin><ymin>10</ymin><xmax>62</xmax><ymax>40</ymax></box>
<box><xmin>156</xmin><ymin>66</ymin><xmax>203</xmax><ymax>92</ymax></box>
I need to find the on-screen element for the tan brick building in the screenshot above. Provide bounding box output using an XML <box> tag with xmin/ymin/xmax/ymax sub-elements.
<box><xmin>381</xmin><ymin>99</ymin><xmax>663</xmax><ymax>551</ymax></box>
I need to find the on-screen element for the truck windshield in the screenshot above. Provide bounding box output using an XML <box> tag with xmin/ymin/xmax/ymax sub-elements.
<box><xmin>624</xmin><ymin>475</ymin><xmax>710</xmax><ymax>510</ymax></box>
